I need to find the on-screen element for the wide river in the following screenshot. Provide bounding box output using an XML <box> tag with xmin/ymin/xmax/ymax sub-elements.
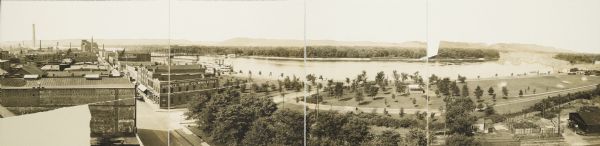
<box><xmin>172</xmin><ymin>52</ymin><xmax>571</xmax><ymax>81</ymax></box>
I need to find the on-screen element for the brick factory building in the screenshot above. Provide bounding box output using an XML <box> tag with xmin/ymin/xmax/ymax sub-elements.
<box><xmin>136</xmin><ymin>64</ymin><xmax>218</xmax><ymax>108</ymax></box>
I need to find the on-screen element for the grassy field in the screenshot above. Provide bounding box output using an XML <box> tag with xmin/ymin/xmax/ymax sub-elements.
<box><xmin>304</xmin><ymin>75</ymin><xmax>599</xmax><ymax>114</ymax></box>
<box><xmin>313</xmin><ymin>87</ymin><xmax>433</xmax><ymax>110</ymax></box>
<box><xmin>464</xmin><ymin>75</ymin><xmax>600</xmax><ymax>113</ymax></box>
<box><xmin>464</xmin><ymin>75</ymin><xmax>600</xmax><ymax>98</ymax></box>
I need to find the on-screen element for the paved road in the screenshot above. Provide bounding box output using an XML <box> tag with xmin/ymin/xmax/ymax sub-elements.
<box><xmin>136</xmin><ymin>98</ymin><xmax>209</xmax><ymax>146</ymax></box>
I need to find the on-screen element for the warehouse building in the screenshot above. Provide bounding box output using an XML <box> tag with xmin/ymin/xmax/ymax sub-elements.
<box><xmin>569</xmin><ymin>112</ymin><xmax>600</xmax><ymax>135</ymax></box>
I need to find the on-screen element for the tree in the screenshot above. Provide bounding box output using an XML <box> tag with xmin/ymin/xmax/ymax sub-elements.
<box><xmin>458</xmin><ymin>75</ymin><xmax>467</xmax><ymax>83</ymax></box>
<box><xmin>474</xmin><ymin>86</ymin><xmax>484</xmax><ymax>100</ymax></box>
<box><xmin>271</xmin><ymin>109</ymin><xmax>304</xmax><ymax>146</ymax></box>
<box><xmin>406</xmin><ymin>129</ymin><xmax>427</xmax><ymax>146</ymax></box>
<box><xmin>401</xmin><ymin>73</ymin><xmax>408</xmax><ymax>82</ymax></box>
<box><xmin>341</xmin><ymin>117</ymin><xmax>370</xmax><ymax>145</ymax></box>
<box><xmin>211</xmin><ymin>104</ymin><xmax>253</xmax><ymax>145</ymax></box>
<box><xmin>261</xmin><ymin>82</ymin><xmax>270</xmax><ymax>94</ymax></box>
<box><xmin>488</xmin><ymin>87</ymin><xmax>495</xmax><ymax>95</ymax></box>
<box><xmin>345</xmin><ymin>77</ymin><xmax>351</xmax><ymax>86</ymax></box>
<box><xmin>306</xmin><ymin>74</ymin><xmax>316</xmax><ymax>85</ymax></box>
<box><xmin>376</xmin><ymin>71</ymin><xmax>386</xmax><ymax>87</ymax></box>
<box><xmin>446</xmin><ymin>134</ymin><xmax>481</xmax><ymax>146</ymax></box>
<box><xmin>484</xmin><ymin>105</ymin><xmax>496</xmax><ymax>116</ymax></box>
<box><xmin>396</xmin><ymin>82</ymin><xmax>407</xmax><ymax>94</ymax></box>
<box><xmin>446</xmin><ymin>97</ymin><xmax>476</xmax><ymax>136</ymax></box>
<box><xmin>355</xmin><ymin>90</ymin><xmax>364</xmax><ymax>102</ymax></box>
<box><xmin>310</xmin><ymin>111</ymin><xmax>348</xmax><ymax>140</ymax></box>
<box><xmin>519</xmin><ymin>90</ymin><xmax>524</xmax><ymax>97</ymax></box>
<box><xmin>368</xmin><ymin>85</ymin><xmax>379</xmax><ymax>99</ymax></box>
<box><xmin>376</xmin><ymin>130</ymin><xmax>402</xmax><ymax>146</ymax></box>
<box><xmin>502</xmin><ymin>86</ymin><xmax>509</xmax><ymax>97</ymax></box>
<box><xmin>240</xmin><ymin>84</ymin><xmax>247</xmax><ymax>93</ymax></box>
<box><xmin>437</xmin><ymin>78</ymin><xmax>451</xmax><ymax>96</ymax></box>
<box><xmin>334</xmin><ymin>82</ymin><xmax>344</xmax><ymax>98</ymax></box>
<box><xmin>317</xmin><ymin>83</ymin><xmax>323</xmax><ymax>96</ymax></box>
<box><xmin>242</xmin><ymin>118</ymin><xmax>274</xmax><ymax>145</ymax></box>
<box><xmin>450</xmin><ymin>81</ymin><xmax>460</xmax><ymax>97</ymax></box>
<box><xmin>477</xmin><ymin>103</ymin><xmax>484</xmax><ymax>110</ymax></box>
<box><xmin>393</xmin><ymin>70</ymin><xmax>400</xmax><ymax>82</ymax></box>
<box><xmin>429</xmin><ymin>74</ymin><xmax>439</xmax><ymax>84</ymax></box>
<box><xmin>462</xmin><ymin>85</ymin><xmax>470</xmax><ymax>97</ymax></box>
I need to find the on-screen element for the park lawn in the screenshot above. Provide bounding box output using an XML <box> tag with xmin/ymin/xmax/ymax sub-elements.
<box><xmin>316</xmin><ymin>89</ymin><xmax>431</xmax><ymax>110</ymax></box>
<box><xmin>462</xmin><ymin>75</ymin><xmax>600</xmax><ymax>105</ymax></box>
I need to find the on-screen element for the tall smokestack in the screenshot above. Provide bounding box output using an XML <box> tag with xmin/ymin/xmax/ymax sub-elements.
<box><xmin>32</xmin><ymin>24</ymin><xmax>36</xmax><ymax>48</ymax></box>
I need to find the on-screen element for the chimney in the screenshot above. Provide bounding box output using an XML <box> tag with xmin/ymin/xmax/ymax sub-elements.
<box><xmin>32</xmin><ymin>24</ymin><xmax>36</xmax><ymax>48</ymax></box>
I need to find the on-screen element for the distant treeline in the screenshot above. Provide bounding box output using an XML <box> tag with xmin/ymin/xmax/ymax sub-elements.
<box><xmin>171</xmin><ymin>45</ymin><xmax>500</xmax><ymax>59</ymax></box>
<box><xmin>436</xmin><ymin>48</ymin><xmax>499</xmax><ymax>59</ymax></box>
<box><xmin>554</xmin><ymin>53</ymin><xmax>600</xmax><ymax>64</ymax></box>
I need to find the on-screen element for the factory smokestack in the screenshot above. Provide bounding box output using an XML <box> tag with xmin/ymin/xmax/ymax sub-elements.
<box><xmin>32</xmin><ymin>24</ymin><xmax>36</xmax><ymax>48</ymax></box>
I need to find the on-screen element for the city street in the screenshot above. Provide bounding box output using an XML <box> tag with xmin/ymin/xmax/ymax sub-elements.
<box><xmin>136</xmin><ymin>99</ymin><xmax>207</xmax><ymax>146</ymax></box>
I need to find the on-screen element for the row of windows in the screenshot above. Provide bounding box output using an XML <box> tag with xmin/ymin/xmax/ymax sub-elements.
<box><xmin>159</xmin><ymin>83</ymin><xmax>217</xmax><ymax>93</ymax></box>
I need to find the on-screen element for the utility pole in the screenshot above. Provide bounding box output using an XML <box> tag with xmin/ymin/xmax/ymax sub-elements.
<box><xmin>558</xmin><ymin>103</ymin><xmax>561</xmax><ymax>136</ymax></box>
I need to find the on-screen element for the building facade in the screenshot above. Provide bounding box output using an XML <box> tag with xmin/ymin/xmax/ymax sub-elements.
<box><xmin>0</xmin><ymin>77</ymin><xmax>136</xmax><ymax>138</ymax></box>
<box><xmin>136</xmin><ymin>64</ymin><xmax>218</xmax><ymax>108</ymax></box>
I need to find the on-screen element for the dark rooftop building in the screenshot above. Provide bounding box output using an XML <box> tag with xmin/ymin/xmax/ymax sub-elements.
<box><xmin>10</xmin><ymin>64</ymin><xmax>47</xmax><ymax>77</ymax></box>
<box><xmin>569</xmin><ymin>112</ymin><xmax>600</xmax><ymax>135</ymax></box>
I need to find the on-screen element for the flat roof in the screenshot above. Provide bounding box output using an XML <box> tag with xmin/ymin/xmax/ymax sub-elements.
<box><xmin>0</xmin><ymin>78</ymin><xmax>133</xmax><ymax>89</ymax></box>
<box><xmin>574</xmin><ymin>112</ymin><xmax>600</xmax><ymax>125</ymax></box>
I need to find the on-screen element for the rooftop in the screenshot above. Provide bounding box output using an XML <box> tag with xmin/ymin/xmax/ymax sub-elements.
<box><xmin>146</xmin><ymin>64</ymin><xmax>205</xmax><ymax>73</ymax></box>
<box><xmin>0</xmin><ymin>77</ymin><xmax>133</xmax><ymax>89</ymax></box>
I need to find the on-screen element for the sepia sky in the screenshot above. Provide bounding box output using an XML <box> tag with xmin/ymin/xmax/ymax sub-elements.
<box><xmin>0</xmin><ymin>0</ymin><xmax>599</xmax><ymax>53</ymax></box>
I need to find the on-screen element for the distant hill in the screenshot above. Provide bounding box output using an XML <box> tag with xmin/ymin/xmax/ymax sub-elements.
<box><xmin>0</xmin><ymin>37</ymin><xmax>575</xmax><ymax>53</ymax></box>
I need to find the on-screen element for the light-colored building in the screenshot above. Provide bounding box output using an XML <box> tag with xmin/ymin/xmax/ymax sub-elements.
<box><xmin>407</xmin><ymin>84</ymin><xmax>424</xmax><ymax>93</ymax></box>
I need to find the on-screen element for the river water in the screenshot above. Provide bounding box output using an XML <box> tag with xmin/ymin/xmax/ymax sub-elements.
<box><xmin>171</xmin><ymin>52</ymin><xmax>568</xmax><ymax>81</ymax></box>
